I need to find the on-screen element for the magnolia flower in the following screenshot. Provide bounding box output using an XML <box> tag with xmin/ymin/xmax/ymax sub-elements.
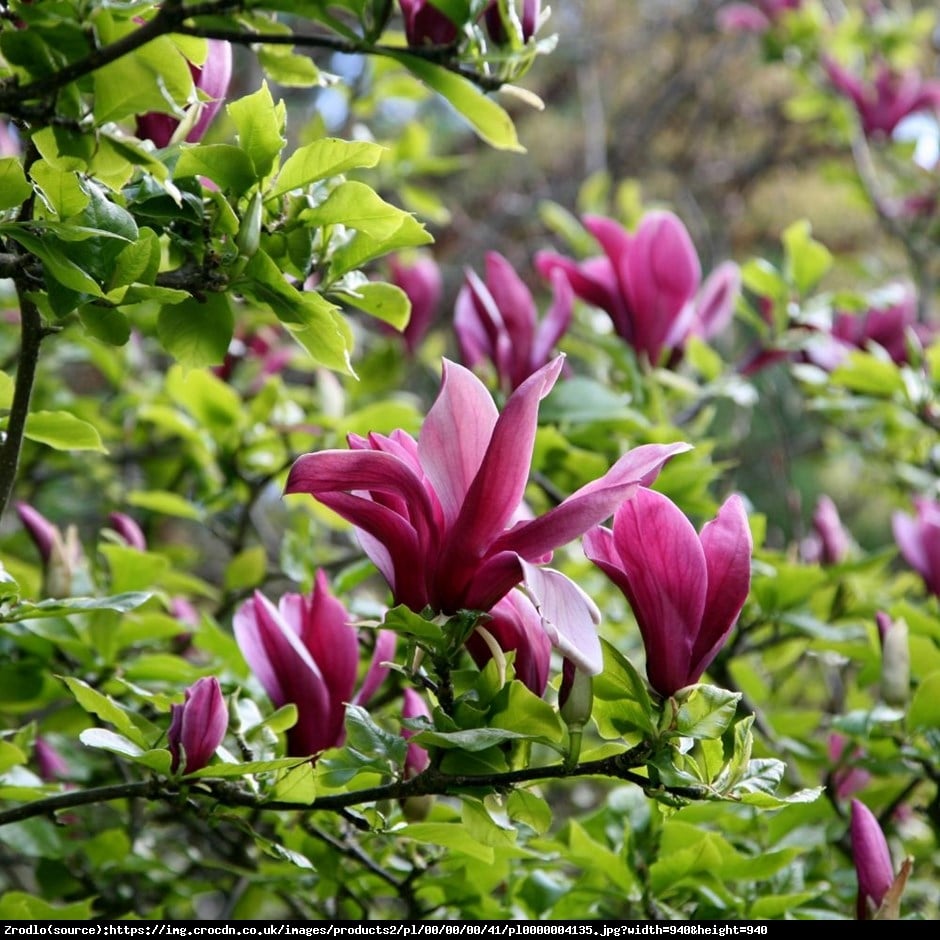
<box><xmin>234</xmin><ymin>572</ymin><xmax>396</xmax><ymax>758</ymax></box>
<box><xmin>399</xmin><ymin>0</ymin><xmax>459</xmax><ymax>46</ymax></box>
<box><xmin>387</xmin><ymin>253</ymin><xmax>443</xmax><ymax>354</ymax></box>
<box><xmin>286</xmin><ymin>357</ymin><xmax>689</xmax><ymax>676</ymax></box>
<box><xmin>484</xmin><ymin>0</ymin><xmax>541</xmax><ymax>44</ymax></box>
<box><xmin>464</xmin><ymin>590</ymin><xmax>552</xmax><ymax>695</ymax></box>
<box><xmin>584</xmin><ymin>490</ymin><xmax>751</xmax><ymax>697</ymax></box>
<box><xmin>0</xmin><ymin>122</ymin><xmax>20</xmax><ymax>157</ymax></box>
<box><xmin>876</xmin><ymin>611</ymin><xmax>910</xmax><ymax>707</ymax></box>
<box><xmin>892</xmin><ymin>496</ymin><xmax>940</xmax><ymax>598</ymax></box>
<box><xmin>455</xmin><ymin>252</ymin><xmax>573</xmax><ymax>392</ymax></box>
<box><xmin>828</xmin><ymin>733</ymin><xmax>870</xmax><ymax>802</ymax></box>
<box><xmin>823</xmin><ymin>57</ymin><xmax>940</xmax><ymax>139</ymax></box>
<box><xmin>850</xmin><ymin>800</ymin><xmax>896</xmax><ymax>919</ymax></box>
<box><xmin>35</xmin><ymin>738</ymin><xmax>70</xmax><ymax>782</ymax></box>
<box><xmin>717</xmin><ymin>0</ymin><xmax>800</xmax><ymax>33</ymax></box>
<box><xmin>136</xmin><ymin>39</ymin><xmax>233</xmax><ymax>147</ymax></box>
<box><xmin>167</xmin><ymin>676</ymin><xmax>227</xmax><ymax>774</ymax></box>
<box><xmin>535</xmin><ymin>212</ymin><xmax>740</xmax><ymax>367</ymax></box>
<box><xmin>800</xmin><ymin>495</ymin><xmax>851</xmax><ymax>565</ymax></box>
<box><xmin>401</xmin><ymin>687</ymin><xmax>431</xmax><ymax>778</ymax></box>
<box><xmin>107</xmin><ymin>512</ymin><xmax>147</xmax><ymax>551</ymax></box>
<box><xmin>15</xmin><ymin>501</ymin><xmax>84</xmax><ymax>597</ymax></box>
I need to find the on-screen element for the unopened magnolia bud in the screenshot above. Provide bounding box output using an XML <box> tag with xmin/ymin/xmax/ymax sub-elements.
<box><xmin>235</xmin><ymin>191</ymin><xmax>263</xmax><ymax>259</ymax></box>
<box><xmin>559</xmin><ymin>659</ymin><xmax>593</xmax><ymax>730</ymax></box>
<box><xmin>877</xmin><ymin>613</ymin><xmax>910</xmax><ymax>707</ymax></box>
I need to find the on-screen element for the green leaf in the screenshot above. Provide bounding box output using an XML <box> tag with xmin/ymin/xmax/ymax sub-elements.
<box><xmin>227</xmin><ymin>81</ymin><xmax>286</xmax><ymax>180</ymax></box>
<box><xmin>506</xmin><ymin>789</ymin><xmax>552</xmax><ymax>835</ymax></box>
<box><xmin>593</xmin><ymin>639</ymin><xmax>655</xmax><ymax>735</ymax></box>
<box><xmin>256</xmin><ymin>45</ymin><xmax>323</xmax><ymax>87</ymax></box>
<box><xmin>830</xmin><ymin>351</ymin><xmax>906</xmax><ymax>397</ymax></box>
<box><xmin>166</xmin><ymin>363</ymin><xmax>243</xmax><ymax>435</ymax></box>
<box><xmin>0</xmin><ymin>892</ymin><xmax>97</xmax><ymax>920</ymax></box>
<box><xmin>336</xmin><ymin>281</ymin><xmax>411</xmax><ymax>329</ymax></box>
<box><xmin>344</xmin><ymin>703</ymin><xmax>408</xmax><ymax>765</ymax></box>
<box><xmin>0</xmin><ymin>227</ymin><xmax>104</xmax><ymax>297</ymax></box>
<box><xmin>93</xmin><ymin>36</ymin><xmax>194</xmax><ymax>125</ymax></box>
<box><xmin>782</xmin><ymin>220</ymin><xmax>832</xmax><ymax>294</ymax></box>
<box><xmin>269</xmin><ymin>138</ymin><xmax>385</xmax><ymax>198</ymax></box>
<box><xmin>78</xmin><ymin>727</ymin><xmax>144</xmax><ymax>759</ymax></box>
<box><xmin>224</xmin><ymin>546</ymin><xmax>268</xmax><ymax>591</ymax></box>
<box><xmin>740</xmin><ymin>258</ymin><xmax>786</xmax><ymax>301</ymax></box>
<box><xmin>305</xmin><ymin>180</ymin><xmax>426</xmax><ymax>241</ymax></box>
<box><xmin>908</xmin><ymin>670</ymin><xmax>940</xmax><ymax>731</ymax></box>
<box><xmin>126</xmin><ymin>490</ymin><xmax>205</xmax><ymax>521</ymax></box>
<box><xmin>0</xmin><ymin>157</ymin><xmax>32</xmax><ymax>209</ymax></box>
<box><xmin>380</xmin><ymin>604</ymin><xmax>443</xmax><ymax>644</ymax></box>
<box><xmin>106</xmin><ymin>227</ymin><xmax>161</xmax><ymax>292</ymax></box>
<box><xmin>21</xmin><ymin>410</ymin><xmax>106</xmax><ymax>452</ymax></box>
<box><xmin>4</xmin><ymin>592</ymin><xmax>152</xmax><ymax>622</ymax></box>
<box><xmin>78</xmin><ymin>306</ymin><xmax>132</xmax><ymax>346</ymax></box>
<box><xmin>186</xmin><ymin>757</ymin><xmax>309</xmax><ymax>779</ymax></box>
<box><xmin>399</xmin><ymin>822</ymin><xmax>495</xmax><ymax>863</ymax></box>
<box><xmin>60</xmin><ymin>677</ymin><xmax>147</xmax><ymax>747</ymax></box>
<box><xmin>413</xmin><ymin>727</ymin><xmax>536</xmax><ymax>752</ymax></box>
<box><xmin>328</xmin><ymin>214</ymin><xmax>434</xmax><ymax>278</ymax></box>
<box><xmin>387</xmin><ymin>52</ymin><xmax>524</xmax><ymax>152</ymax></box>
<box><xmin>174</xmin><ymin>144</ymin><xmax>258</xmax><ymax>196</ymax></box>
<box><xmin>157</xmin><ymin>292</ymin><xmax>234</xmax><ymax>367</ymax></box>
<box><xmin>272</xmin><ymin>761</ymin><xmax>316</xmax><ymax>804</ymax></box>
<box><xmin>671</xmin><ymin>684</ymin><xmax>742</xmax><ymax>740</ymax></box>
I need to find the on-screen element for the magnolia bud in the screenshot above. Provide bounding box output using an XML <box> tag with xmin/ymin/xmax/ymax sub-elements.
<box><xmin>876</xmin><ymin>613</ymin><xmax>910</xmax><ymax>707</ymax></box>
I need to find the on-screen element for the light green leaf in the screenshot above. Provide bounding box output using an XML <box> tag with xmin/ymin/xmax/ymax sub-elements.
<box><xmin>0</xmin><ymin>157</ymin><xmax>32</xmax><ymax>210</ymax></box>
<box><xmin>273</xmin><ymin>761</ymin><xmax>316</xmax><ymax>804</ymax></box>
<box><xmin>411</xmin><ymin>727</ymin><xmax>533</xmax><ymax>752</ymax></box>
<box><xmin>671</xmin><ymin>684</ymin><xmax>742</xmax><ymax>740</ymax></box>
<box><xmin>399</xmin><ymin>822</ymin><xmax>495</xmax><ymax>863</ymax></box>
<box><xmin>157</xmin><ymin>293</ymin><xmax>234</xmax><ymax>367</ymax></box>
<box><xmin>5</xmin><ymin>592</ymin><xmax>152</xmax><ymax>622</ymax></box>
<box><xmin>126</xmin><ymin>490</ymin><xmax>206</xmax><ymax>521</ymax></box>
<box><xmin>186</xmin><ymin>757</ymin><xmax>309</xmax><ymax>779</ymax></box>
<box><xmin>78</xmin><ymin>727</ymin><xmax>144</xmax><ymax>759</ymax></box>
<box><xmin>305</xmin><ymin>180</ymin><xmax>425</xmax><ymax>241</ymax></box>
<box><xmin>269</xmin><ymin>138</ymin><xmax>385</xmax><ymax>198</ymax></box>
<box><xmin>782</xmin><ymin>220</ymin><xmax>832</xmax><ymax>294</ymax></box>
<box><xmin>61</xmin><ymin>677</ymin><xmax>147</xmax><ymax>747</ymax></box>
<box><xmin>908</xmin><ymin>670</ymin><xmax>940</xmax><ymax>731</ymax></box>
<box><xmin>20</xmin><ymin>410</ymin><xmax>106</xmax><ymax>452</ymax></box>
<box><xmin>0</xmin><ymin>227</ymin><xmax>103</xmax><ymax>297</ymax></box>
<box><xmin>0</xmin><ymin>892</ymin><xmax>97</xmax><ymax>921</ymax></box>
<box><xmin>336</xmin><ymin>281</ymin><xmax>411</xmax><ymax>329</ymax></box>
<box><xmin>224</xmin><ymin>546</ymin><xmax>268</xmax><ymax>591</ymax></box>
<box><xmin>388</xmin><ymin>52</ymin><xmax>524</xmax><ymax>152</ymax></box>
<box><xmin>227</xmin><ymin>81</ymin><xmax>286</xmax><ymax>180</ymax></box>
<box><xmin>174</xmin><ymin>145</ymin><xmax>258</xmax><ymax>196</ymax></box>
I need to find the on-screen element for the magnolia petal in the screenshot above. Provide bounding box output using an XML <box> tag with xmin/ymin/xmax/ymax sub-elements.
<box><xmin>851</xmin><ymin>799</ymin><xmax>895</xmax><ymax>919</ymax></box>
<box><xmin>531</xmin><ymin>269</ymin><xmax>574</xmax><ymax>370</ymax></box>
<box><xmin>355</xmin><ymin>629</ymin><xmax>397</xmax><ymax>707</ymax></box>
<box><xmin>892</xmin><ymin>510</ymin><xmax>930</xmax><ymax>579</ymax></box>
<box><xmin>419</xmin><ymin>359</ymin><xmax>499</xmax><ymax>527</ymax></box>
<box><xmin>610</xmin><ymin>488</ymin><xmax>707</xmax><ymax>696</ymax></box>
<box><xmin>455</xmin><ymin>283</ymin><xmax>492</xmax><ymax>369</ymax></box>
<box><xmin>692</xmin><ymin>493</ymin><xmax>752</xmax><ymax>681</ymax></box>
<box><xmin>483</xmin><ymin>251</ymin><xmax>537</xmax><ymax>362</ymax></box>
<box><xmin>519</xmin><ymin>559</ymin><xmax>603</xmax><ymax>676</ymax></box>
<box><xmin>693</xmin><ymin>261</ymin><xmax>741</xmax><ymax>341</ymax></box>
<box><xmin>496</xmin><ymin>442</ymin><xmax>691</xmax><ymax>561</ymax></box>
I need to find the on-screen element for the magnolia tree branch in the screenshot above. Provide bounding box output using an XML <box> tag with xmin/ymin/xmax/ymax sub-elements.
<box><xmin>0</xmin><ymin>744</ymin><xmax>710</xmax><ymax>829</ymax></box>
<box><xmin>0</xmin><ymin>0</ymin><xmax>503</xmax><ymax>118</ymax></box>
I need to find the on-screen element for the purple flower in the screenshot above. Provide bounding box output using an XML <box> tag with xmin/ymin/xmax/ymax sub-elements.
<box><xmin>0</xmin><ymin>122</ymin><xmax>20</xmax><ymax>157</ymax></box>
<box><xmin>535</xmin><ymin>212</ymin><xmax>740</xmax><ymax>367</ymax></box>
<box><xmin>892</xmin><ymin>496</ymin><xmax>940</xmax><ymax>598</ymax></box>
<box><xmin>167</xmin><ymin>676</ymin><xmax>227</xmax><ymax>774</ymax></box>
<box><xmin>387</xmin><ymin>253</ymin><xmax>443</xmax><ymax>354</ymax></box>
<box><xmin>717</xmin><ymin>0</ymin><xmax>800</xmax><ymax>33</ymax></box>
<box><xmin>35</xmin><ymin>738</ymin><xmax>70</xmax><ymax>782</ymax></box>
<box><xmin>14</xmin><ymin>501</ymin><xmax>84</xmax><ymax>597</ymax></box>
<box><xmin>484</xmin><ymin>0</ymin><xmax>541</xmax><ymax>44</ymax></box>
<box><xmin>801</xmin><ymin>495</ymin><xmax>851</xmax><ymax>565</ymax></box>
<box><xmin>401</xmin><ymin>687</ymin><xmax>431</xmax><ymax>778</ymax></box>
<box><xmin>136</xmin><ymin>40</ymin><xmax>233</xmax><ymax>147</ymax></box>
<box><xmin>108</xmin><ymin>512</ymin><xmax>147</xmax><ymax>551</ymax></box>
<box><xmin>234</xmin><ymin>572</ymin><xmax>396</xmax><ymax>759</ymax></box>
<box><xmin>584</xmin><ymin>491</ymin><xmax>751</xmax><ymax>697</ymax></box>
<box><xmin>824</xmin><ymin>57</ymin><xmax>940</xmax><ymax>139</ymax></box>
<box><xmin>464</xmin><ymin>590</ymin><xmax>552</xmax><ymax>695</ymax></box>
<box><xmin>286</xmin><ymin>356</ymin><xmax>689</xmax><ymax>675</ymax></box>
<box><xmin>399</xmin><ymin>0</ymin><xmax>459</xmax><ymax>46</ymax></box>
<box><xmin>455</xmin><ymin>252</ymin><xmax>572</xmax><ymax>393</ymax></box>
<box><xmin>850</xmin><ymin>799</ymin><xmax>895</xmax><ymax>919</ymax></box>
<box><xmin>828</xmin><ymin>733</ymin><xmax>870</xmax><ymax>801</ymax></box>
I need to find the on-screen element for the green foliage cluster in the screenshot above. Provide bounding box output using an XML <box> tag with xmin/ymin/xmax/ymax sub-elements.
<box><xmin>0</xmin><ymin>0</ymin><xmax>938</xmax><ymax>922</ymax></box>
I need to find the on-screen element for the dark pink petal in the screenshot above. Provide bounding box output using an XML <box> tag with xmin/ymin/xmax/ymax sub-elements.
<box><xmin>483</xmin><ymin>251</ymin><xmax>537</xmax><ymax>367</ymax></box>
<box><xmin>455</xmin><ymin>282</ymin><xmax>492</xmax><ymax>368</ymax></box>
<box><xmin>442</xmin><ymin>357</ymin><xmax>564</xmax><ymax>577</ymax></box>
<box><xmin>892</xmin><ymin>509</ymin><xmax>930</xmax><ymax>583</ymax></box>
<box><xmin>535</xmin><ymin>251</ymin><xmax>627</xmax><ymax>334</ymax></box>
<box><xmin>611</xmin><ymin>488</ymin><xmax>708</xmax><ymax>696</ymax></box>
<box><xmin>690</xmin><ymin>494</ymin><xmax>752</xmax><ymax>682</ymax></box>
<box><xmin>187</xmin><ymin>40</ymin><xmax>232</xmax><ymax>143</ymax></box>
<box><xmin>402</xmin><ymin>687</ymin><xmax>431</xmax><ymax>777</ymax></box>
<box><xmin>418</xmin><ymin>359</ymin><xmax>500</xmax><ymax>527</ymax></box>
<box><xmin>390</xmin><ymin>254</ymin><xmax>442</xmax><ymax>353</ymax></box>
<box><xmin>169</xmin><ymin>676</ymin><xmax>227</xmax><ymax>773</ymax></box>
<box><xmin>851</xmin><ymin>800</ymin><xmax>895</xmax><ymax>919</ymax></box>
<box><xmin>497</xmin><ymin>442</ymin><xmax>691</xmax><ymax>561</ymax></box>
<box><xmin>355</xmin><ymin>629</ymin><xmax>397</xmax><ymax>707</ymax></box>
<box><xmin>521</xmin><ymin>0</ymin><xmax>541</xmax><ymax>41</ymax></box>
<box><xmin>531</xmin><ymin>269</ymin><xmax>574</xmax><ymax>370</ymax></box>
<box><xmin>15</xmin><ymin>501</ymin><xmax>56</xmax><ymax>563</ymax></box>
<box><xmin>519</xmin><ymin>560</ymin><xmax>602</xmax><ymax>675</ymax></box>
<box><xmin>108</xmin><ymin>512</ymin><xmax>147</xmax><ymax>551</ymax></box>
<box><xmin>35</xmin><ymin>738</ymin><xmax>69</xmax><ymax>781</ymax></box>
<box><xmin>693</xmin><ymin>261</ymin><xmax>740</xmax><ymax>341</ymax></box>
<box><xmin>624</xmin><ymin>212</ymin><xmax>702</xmax><ymax>364</ymax></box>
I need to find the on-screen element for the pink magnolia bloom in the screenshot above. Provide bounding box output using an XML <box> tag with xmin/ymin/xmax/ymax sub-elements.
<box><xmin>464</xmin><ymin>590</ymin><xmax>552</xmax><ymax>695</ymax></box>
<box><xmin>851</xmin><ymin>799</ymin><xmax>896</xmax><ymax>919</ymax></box>
<box><xmin>136</xmin><ymin>39</ymin><xmax>233</xmax><ymax>147</ymax></box>
<box><xmin>823</xmin><ymin>57</ymin><xmax>940</xmax><ymax>138</ymax></box>
<box><xmin>717</xmin><ymin>0</ymin><xmax>800</xmax><ymax>33</ymax></box>
<box><xmin>401</xmin><ymin>687</ymin><xmax>431</xmax><ymax>777</ymax></box>
<box><xmin>456</xmin><ymin>252</ymin><xmax>572</xmax><ymax>393</ymax></box>
<box><xmin>234</xmin><ymin>572</ymin><xmax>396</xmax><ymax>758</ymax></box>
<box><xmin>14</xmin><ymin>501</ymin><xmax>84</xmax><ymax>597</ymax></box>
<box><xmin>387</xmin><ymin>253</ymin><xmax>443</xmax><ymax>354</ymax></box>
<box><xmin>584</xmin><ymin>490</ymin><xmax>752</xmax><ymax>697</ymax></box>
<box><xmin>800</xmin><ymin>495</ymin><xmax>851</xmax><ymax>565</ymax></box>
<box><xmin>484</xmin><ymin>0</ymin><xmax>541</xmax><ymax>44</ymax></box>
<box><xmin>167</xmin><ymin>676</ymin><xmax>227</xmax><ymax>774</ymax></box>
<box><xmin>35</xmin><ymin>738</ymin><xmax>70</xmax><ymax>782</ymax></box>
<box><xmin>892</xmin><ymin>496</ymin><xmax>940</xmax><ymax>598</ymax></box>
<box><xmin>108</xmin><ymin>512</ymin><xmax>147</xmax><ymax>551</ymax></box>
<box><xmin>286</xmin><ymin>356</ymin><xmax>689</xmax><ymax>675</ymax></box>
<box><xmin>828</xmin><ymin>733</ymin><xmax>870</xmax><ymax>801</ymax></box>
<box><xmin>535</xmin><ymin>212</ymin><xmax>740</xmax><ymax>367</ymax></box>
<box><xmin>399</xmin><ymin>0</ymin><xmax>459</xmax><ymax>46</ymax></box>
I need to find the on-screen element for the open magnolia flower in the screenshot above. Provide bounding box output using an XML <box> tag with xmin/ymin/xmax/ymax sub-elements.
<box><xmin>286</xmin><ymin>355</ymin><xmax>689</xmax><ymax>675</ymax></box>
